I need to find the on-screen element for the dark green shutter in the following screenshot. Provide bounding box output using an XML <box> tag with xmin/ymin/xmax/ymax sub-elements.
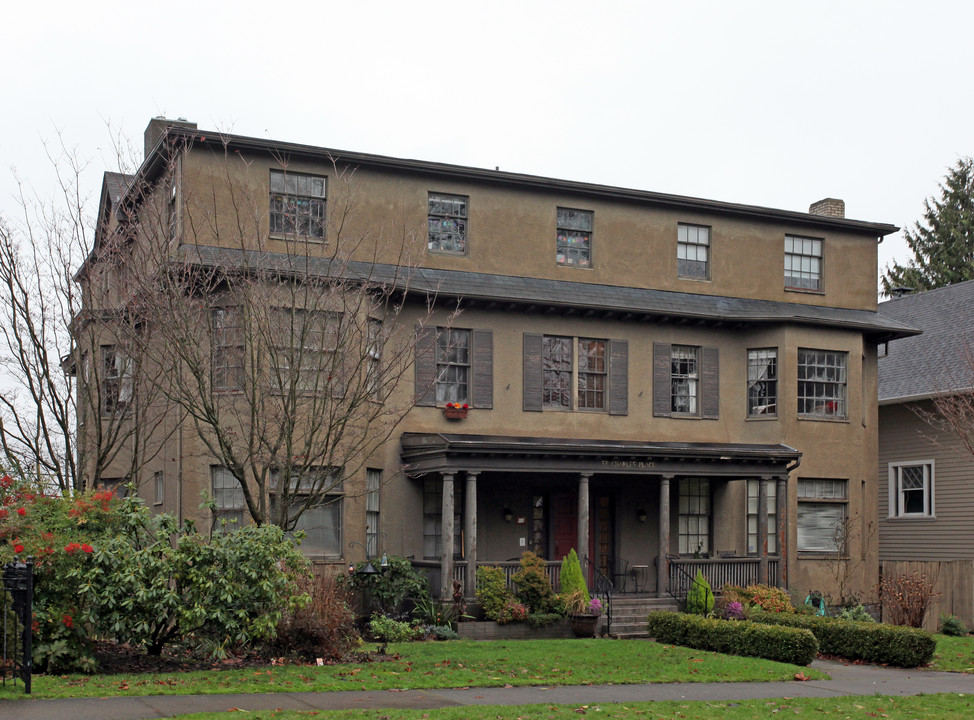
<box><xmin>471</xmin><ymin>329</ymin><xmax>493</xmax><ymax>409</ymax></box>
<box><xmin>414</xmin><ymin>325</ymin><xmax>436</xmax><ymax>406</ymax></box>
<box><xmin>609</xmin><ymin>339</ymin><xmax>628</xmax><ymax>415</ymax></box>
<box><xmin>523</xmin><ymin>333</ymin><xmax>543</xmax><ymax>412</ymax></box>
<box><xmin>653</xmin><ymin>342</ymin><xmax>672</xmax><ymax>417</ymax></box>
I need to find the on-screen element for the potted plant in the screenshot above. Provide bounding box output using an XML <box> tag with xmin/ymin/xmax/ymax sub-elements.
<box><xmin>565</xmin><ymin>591</ymin><xmax>603</xmax><ymax>637</ymax></box>
<box><xmin>443</xmin><ymin>402</ymin><xmax>468</xmax><ymax>419</ymax></box>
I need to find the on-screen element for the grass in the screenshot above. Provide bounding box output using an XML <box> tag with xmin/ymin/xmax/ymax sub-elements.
<box><xmin>930</xmin><ymin>633</ymin><xmax>974</xmax><ymax>672</ymax></box>
<box><xmin>0</xmin><ymin>639</ymin><xmax>825</xmax><ymax>701</ymax></box>
<box><xmin>127</xmin><ymin>694</ymin><xmax>974</xmax><ymax>720</ymax></box>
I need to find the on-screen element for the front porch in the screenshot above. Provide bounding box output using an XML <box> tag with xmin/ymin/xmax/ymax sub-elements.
<box><xmin>401</xmin><ymin>432</ymin><xmax>799</xmax><ymax>603</ymax></box>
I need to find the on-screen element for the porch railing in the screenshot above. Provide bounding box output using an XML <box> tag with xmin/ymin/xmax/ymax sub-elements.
<box><xmin>668</xmin><ymin>557</ymin><xmax>779</xmax><ymax>601</ymax></box>
<box><xmin>456</xmin><ymin>561</ymin><xmax>562</xmax><ymax>593</ymax></box>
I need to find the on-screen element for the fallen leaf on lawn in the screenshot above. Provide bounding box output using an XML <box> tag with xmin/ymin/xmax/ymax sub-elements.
<box><xmin>794</xmin><ymin>672</ymin><xmax>810</xmax><ymax>681</ymax></box>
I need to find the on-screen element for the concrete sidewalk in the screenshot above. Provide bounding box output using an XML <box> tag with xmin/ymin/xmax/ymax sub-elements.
<box><xmin>4</xmin><ymin>660</ymin><xmax>974</xmax><ymax>720</ymax></box>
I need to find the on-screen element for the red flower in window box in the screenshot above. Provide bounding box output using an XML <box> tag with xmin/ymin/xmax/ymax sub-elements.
<box><xmin>443</xmin><ymin>403</ymin><xmax>469</xmax><ymax>419</ymax></box>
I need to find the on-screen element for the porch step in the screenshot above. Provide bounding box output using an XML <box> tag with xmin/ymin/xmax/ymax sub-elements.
<box><xmin>608</xmin><ymin>596</ymin><xmax>679</xmax><ymax>638</ymax></box>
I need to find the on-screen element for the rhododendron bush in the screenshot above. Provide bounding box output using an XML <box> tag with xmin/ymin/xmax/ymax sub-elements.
<box><xmin>0</xmin><ymin>474</ymin><xmax>307</xmax><ymax>672</ymax></box>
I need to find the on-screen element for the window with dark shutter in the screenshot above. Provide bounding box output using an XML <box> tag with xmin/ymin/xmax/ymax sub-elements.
<box><xmin>414</xmin><ymin>325</ymin><xmax>437</xmax><ymax>406</ymax></box>
<box><xmin>701</xmin><ymin>346</ymin><xmax>719</xmax><ymax>419</ymax></box>
<box><xmin>523</xmin><ymin>334</ymin><xmax>544</xmax><ymax>412</ymax></box>
<box><xmin>609</xmin><ymin>340</ymin><xmax>628</xmax><ymax>415</ymax></box>
<box><xmin>654</xmin><ymin>342</ymin><xmax>718</xmax><ymax>419</ymax></box>
<box><xmin>653</xmin><ymin>342</ymin><xmax>672</xmax><ymax>417</ymax></box>
<box><xmin>471</xmin><ymin>329</ymin><xmax>493</xmax><ymax>409</ymax></box>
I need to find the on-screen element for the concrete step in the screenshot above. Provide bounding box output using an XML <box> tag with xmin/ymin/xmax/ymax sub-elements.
<box><xmin>605</xmin><ymin>596</ymin><xmax>679</xmax><ymax>638</ymax></box>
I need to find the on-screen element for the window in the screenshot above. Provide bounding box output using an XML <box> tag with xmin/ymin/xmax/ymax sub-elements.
<box><xmin>436</xmin><ymin>328</ymin><xmax>470</xmax><ymax>404</ymax></box>
<box><xmin>154</xmin><ymin>471</ymin><xmax>164</xmax><ymax>505</ymax></box>
<box><xmin>556</xmin><ymin>208</ymin><xmax>593</xmax><ymax>267</ymax></box>
<box><xmin>271</xmin><ymin>467</ymin><xmax>343</xmax><ymax>557</ymax></box>
<box><xmin>167</xmin><ymin>181</ymin><xmax>178</xmax><ymax>243</ymax></box>
<box><xmin>101</xmin><ymin>345</ymin><xmax>133</xmax><ymax>415</ymax></box>
<box><xmin>101</xmin><ymin>478</ymin><xmax>129</xmax><ymax>499</ymax></box>
<box><xmin>366</xmin><ymin>468</ymin><xmax>381</xmax><ymax>557</ymax></box>
<box><xmin>797</xmin><ymin>479</ymin><xmax>847</xmax><ymax>553</ymax></box>
<box><xmin>366</xmin><ymin>318</ymin><xmax>382</xmax><ymax>401</ymax></box>
<box><xmin>211</xmin><ymin>307</ymin><xmax>244</xmax><ymax>391</ymax></box>
<box><xmin>541</xmin><ymin>336</ymin><xmax>608</xmax><ymax>411</ymax></box>
<box><xmin>678</xmin><ymin>478</ymin><xmax>710</xmax><ymax>555</ymax></box>
<box><xmin>746</xmin><ymin>480</ymin><xmax>777</xmax><ymax>554</ymax></box>
<box><xmin>670</xmin><ymin>345</ymin><xmax>699</xmax><ymax>415</ymax></box>
<box><xmin>888</xmin><ymin>461</ymin><xmax>934</xmax><ymax>518</ymax></box>
<box><xmin>678</xmin><ymin>224</ymin><xmax>710</xmax><ymax>279</ymax></box>
<box><xmin>428</xmin><ymin>193</ymin><xmax>467</xmax><ymax>254</ymax></box>
<box><xmin>269</xmin><ymin>170</ymin><xmax>326</xmax><ymax>239</ymax></box>
<box><xmin>747</xmin><ymin>348</ymin><xmax>778</xmax><ymax>417</ymax></box>
<box><xmin>415</xmin><ymin>327</ymin><xmax>493</xmax><ymax>409</ymax></box>
<box><xmin>785</xmin><ymin>235</ymin><xmax>823</xmax><ymax>291</ymax></box>
<box><xmin>423</xmin><ymin>478</ymin><xmax>462</xmax><ymax>560</ymax></box>
<box><xmin>798</xmin><ymin>349</ymin><xmax>847</xmax><ymax>419</ymax></box>
<box><xmin>270</xmin><ymin>308</ymin><xmax>340</xmax><ymax>394</ymax></box>
<box><xmin>212</xmin><ymin>466</ymin><xmax>245</xmax><ymax>531</ymax></box>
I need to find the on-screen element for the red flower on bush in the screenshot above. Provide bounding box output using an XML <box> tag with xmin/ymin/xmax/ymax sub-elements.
<box><xmin>17</xmin><ymin>507</ymin><xmax>26</xmax><ymax>516</ymax></box>
<box><xmin>0</xmin><ymin>475</ymin><xmax>11</xmax><ymax>489</ymax></box>
<box><xmin>65</xmin><ymin>542</ymin><xmax>81</xmax><ymax>554</ymax></box>
<box><xmin>14</xmin><ymin>543</ymin><xmax>25</xmax><ymax>554</ymax></box>
<box><xmin>0</xmin><ymin>509</ymin><xmax>7</xmax><ymax>519</ymax></box>
<box><xmin>81</xmin><ymin>543</ymin><xmax>94</xmax><ymax>554</ymax></box>
<box><xmin>62</xmin><ymin>614</ymin><xmax>74</xmax><ymax>628</ymax></box>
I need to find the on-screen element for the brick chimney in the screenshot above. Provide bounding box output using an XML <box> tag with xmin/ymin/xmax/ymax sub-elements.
<box><xmin>808</xmin><ymin>198</ymin><xmax>845</xmax><ymax>218</ymax></box>
<box><xmin>144</xmin><ymin>117</ymin><xmax>197</xmax><ymax>160</ymax></box>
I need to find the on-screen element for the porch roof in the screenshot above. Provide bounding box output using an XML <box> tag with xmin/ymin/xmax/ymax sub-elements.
<box><xmin>400</xmin><ymin>432</ymin><xmax>801</xmax><ymax>478</ymax></box>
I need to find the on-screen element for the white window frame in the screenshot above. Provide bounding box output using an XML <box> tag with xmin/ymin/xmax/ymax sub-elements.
<box><xmin>435</xmin><ymin>328</ymin><xmax>471</xmax><ymax>405</ymax></box>
<box><xmin>677</xmin><ymin>223</ymin><xmax>711</xmax><ymax>279</ymax></box>
<box><xmin>154</xmin><ymin>471</ymin><xmax>164</xmax><ymax>506</ymax></box>
<box><xmin>888</xmin><ymin>461</ymin><xmax>935</xmax><ymax>518</ymax></box>
<box><xmin>785</xmin><ymin>234</ymin><xmax>823</xmax><ymax>291</ymax></box>
<box><xmin>678</xmin><ymin>478</ymin><xmax>711</xmax><ymax>555</ymax></box>
<box><xmin>556</xmin><ymin>207</ymin><xmax>593</xmax><ymax>267</ymax></box>
<box><xmin>797</xmin><ymin>478</ymin><xmax>847</xmax><ymax>553</ymax></box>
<box><xmin>541</xmin><ymin>335</ymin><xmax>608</xmax><ymax>412</ymax></box>
<box><xmin>797</xmin><ymin>348</ymin><xmax>847</xmax><ymax>420</ymax></box>
<box><xmin>271</xmin><ymin>466</ymin><xmax>344</xmax><ymax>558</ymax></box>
<box><xmin>746</xmin><ymin>479</ymin><xmax>777</xmax><ymax>554</ymax></box>
<box><xmin>671</xmin><ymin>345</ymin><xmax>700</xmax><ymax>416</ymax></box>
<box><xmin>747</xmin><ymin>348</ymin><xmax>778</xmax><ymax>417</ymax></box>
<box><xmin>212</xmin><ymin>466</ymin><xmax>245</xmax><ymax>532</ymax></box>
<box><xmin>366</xmin><ymin>468</ymin><xmax>381</xmax><ymax>557</ymax></box>
<box><xmin>428</xmin><ymin>192</ymin><xmax>468</xmax><ymax>254</ymax></box>
<box><xmin>269</xmin><ymin>170</ymin><xmax>326</xmax><ymax>240</ymax></box>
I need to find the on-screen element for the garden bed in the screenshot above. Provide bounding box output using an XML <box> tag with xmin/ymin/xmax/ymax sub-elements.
<box><xmin>457</xmin><ymin>620</ymin><xmax>576</xmax><ymax>640</ymax></box>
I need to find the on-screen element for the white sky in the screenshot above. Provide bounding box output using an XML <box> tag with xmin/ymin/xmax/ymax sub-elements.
<box><xmin>2</xmin><ymin>0</ymin><xmax>972</xmax><ymax>286</ymax></box>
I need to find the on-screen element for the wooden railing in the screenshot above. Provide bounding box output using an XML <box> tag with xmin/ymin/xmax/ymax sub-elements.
<box><xmin>412</xmin><ymin>559</ymin><xmax>564</xmax><ymax>596</ymax></box>
<box><xmin>668</xmin><ymin>557</ymin><xmax>780</xmax><ymax>598</ymax></box>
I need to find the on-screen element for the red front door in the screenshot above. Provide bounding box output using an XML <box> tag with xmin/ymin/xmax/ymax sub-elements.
<box><xmin>551</xmin><ymin>492</ymin><xmax>577</xmax><ymax>561</ymax></box>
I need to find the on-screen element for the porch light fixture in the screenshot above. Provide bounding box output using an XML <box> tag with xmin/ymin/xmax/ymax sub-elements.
<box><xmin>504</xmin><ymin>507</ymin><xmax>513</xmax><ymax>523</ymax></box>
<box><xmin>637</xmin><ymin>506</ymin><xmax>647</xmax><ymax>523</ymax></box>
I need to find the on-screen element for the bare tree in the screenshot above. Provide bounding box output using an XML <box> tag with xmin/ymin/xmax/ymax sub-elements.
<box><xmin>101</xmin><ymin>135</ymin><xmax>446</xmax><ymax>530</ymax></box>
<box><xmin>914</xmin><ymin>342</ymin><xmax>974</xmax><ymax>458</ymax></box>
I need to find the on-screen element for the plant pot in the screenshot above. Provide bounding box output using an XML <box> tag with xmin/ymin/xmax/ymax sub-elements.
<box><xmin>443</xmin><ymin>407</ymin><xmax>468</xmax><ymax>420</ymax></box>
<box><xmin>570</xmin><ymin>613</ymin><xmax>599</xmax><ymax>638</ymax></box>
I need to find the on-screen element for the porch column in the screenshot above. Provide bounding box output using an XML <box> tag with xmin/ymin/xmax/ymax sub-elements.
<box><xmin>441</xmin><ymin>472</ymin><xmax>455</xmax><ymax>600</ymax></box>
<box><xmin>758</xmin><ymin>476</ymin><xmax>770</xmax><ymax>585</ymax></box>
<box><xmin>776</xmin><ymin>475</ymin><xmax>789</xmax><ymax>588</ymax></box>
<box><xmin>577</xmin><ymin>473</ymin><xmax>591</xmax><ymax>572</ymax></box>
<box><xmin>657</xmin><ymin>475</ymin><xmax>672</xmax><ymax>596</ymax></box>
<box><xmin>464</xmin><ymin>471</ymin><xmax>479</xmax><ymax>599</ymax></box>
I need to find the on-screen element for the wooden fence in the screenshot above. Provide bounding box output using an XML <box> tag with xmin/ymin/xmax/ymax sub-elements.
<box><xmin>880</xmin><ymin>560</ymin><xmax>974</xmax><ymax>632</ymax></box>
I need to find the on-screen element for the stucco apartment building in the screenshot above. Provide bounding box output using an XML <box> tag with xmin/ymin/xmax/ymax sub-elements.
<box><xmin>78</xmin><ymin>117</ymin><xmax>916</xmax><ymax>606</ymax></box>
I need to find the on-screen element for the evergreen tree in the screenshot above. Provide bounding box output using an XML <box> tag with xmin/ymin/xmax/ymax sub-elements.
<box><xmin>881</xmin><ymin>156</ymin><xmax>974</xmax><ymax>295</ymax></box>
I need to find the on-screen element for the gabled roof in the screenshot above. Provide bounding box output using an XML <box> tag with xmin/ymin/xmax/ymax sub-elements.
<box><xmin>182</xmin><ymin>245</ymin><xmax>919</xmax><ymax>341</ymax></box>
<box><xmin>878</xmin><ymin>280</ymin><xmax>974</xmax><ymax>403</ymax></box>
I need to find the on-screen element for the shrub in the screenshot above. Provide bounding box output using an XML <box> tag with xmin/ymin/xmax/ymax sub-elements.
<box><xmin>368</xmin><ymin>613</ymin><xmax>417</xmax><ymax>642</ymax></box>
<box><xmin>431</xmin><ymin>625</ymin><xmax>459</xmax><ymax>640</ymax></box>
<box><xmin>878</xmin><ymin>572</ymin><xmax>939</xmax><ymax>628</ymax></box>
<box><xmin>512</xmin><ymin>551</ymin><xmax>559</xmax><ymax>613</ymax></box>
<box><xmin>412</xmin><ymin>596</ymin><xmax>457</xmax><ymax>628</ymax></box>
<box><xmin>647</xmin><ymin>611</ymin><xmax>817</xmax><ymax>666</ymax></box>
<box><xmin>272</xmin><ymin>572</ymin><xmax>359</xmax><ymax>661</ymax></box>
<box><xmin>749</xmin><ymin>608</ymin><xmax>936</xmax><ymax>667</ymax></box>
<box><xmin>724</xmin><ymin>601</ymin><xmax>745</xmax><ymax>620</ymax></box>
<box><xmin>558</xmin><ymin>548</ymin><xmax>589</xmax><ymax>607</ymax></box>
<box><xmin>838</xmin><ymin>604</ymin><xmax>876</xmax><ymax>623</ymax></box>
<box><xmin>496</xmin><ymin>600</ymin><xmax>530</xmax><ymax>624</ymax></box>
<box><xmin>341</xmin><ymin>555</ymin><xmax>429</xmax><ymax>617</ymax></box>
<box><xmin>739</xmin><ymin>584</ymin><xmax>795</xmax><ymax>613</ymax></box>
<box><xmin>476</xmin><ymin>565</ymin><xmax>514</xmax><ymax>621</ymax></box>
<box><xmin>940</xmin><ymin>613</ymin><xmax>968</xmax><ymax>637</ymax></box>
<box><xmin>526</xmin><ymin>612</ymin><xmax>564</xmax><ymax>628</ymax></box>
<box><xmin>685</xmin><ymin>570</ymin><xmax>714</xmax><ymax>615</ymax></box>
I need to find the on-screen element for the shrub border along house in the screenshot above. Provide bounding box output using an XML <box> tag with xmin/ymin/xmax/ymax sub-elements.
<box><xmin>646</xmin><ymin>611</ymin><xmax>818</xmax><ymax>666</ymax></box>
<box><xmin>748</xmin><ymin>609</ymin><xmax>936</xmax><ymax>668</ymax></box>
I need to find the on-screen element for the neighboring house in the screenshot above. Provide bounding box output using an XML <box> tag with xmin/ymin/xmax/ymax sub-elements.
<box><xmin>76</xmin><ymin>117</ymin><xmax>916</xmax><ymax>610</ymax></box>
<box><xmin>878</xmin><ymin>280</ymin><xmax>974</xmax><ymax>629</ymax></box>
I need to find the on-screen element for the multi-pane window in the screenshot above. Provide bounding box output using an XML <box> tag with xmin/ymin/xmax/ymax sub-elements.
<box><xmin>366</xmin><ymin>318</ymin><xmax>382</xmax><ymax>401</ymax></box>
<box><xmin>428</xmin><ymin>193</ymin><xmax>468</xmax><ymax>254</ymax></box>
<box><xmin>154</xmin><ymin>471</ymin><xmax>164</xmax><ymax>505</ymax></box>
<box><xmin>101</xmin><ymin>345</ymin><xmax>133</xmax><ymax>415</ymax></box>
<box><xmin>746</xmin><ymin>480</ymin><xmax>777</xmax><ymax>554</ymax></box>
<box><xmin>270</xmin><ymin>308</ymin><xmax>340</xmax><ymax>394</ymax></box>
<box><xmin>435</xmin><ymin>328</ymin><xmax>470</xmax><ymax>404</ymax></box>
<box><xmin>542</xmin><ymin>336</ymin><xmax>607</xmax><ymax>411</ymax></box>
<box><xmin>671</xmin><ymin>345</ymin><xmax>699</xmax><ymax>415</ymax></box>
<box><xmin>678</xmin><ymin>478</ymin><xmax>711</xmax><ymax>555</ymax></box>
<box><xmin>889</xmin><ymin>461</ymin><xmax>934</xmax><ymax>518</ymax></box>
<box><xmin>366</xmin><ymin>468</ymin><xmax>381</xmax><ymax>557</ymax></box>
<box><xmin>269</xmin><ymin>170</ymin><xmax>326</xmax><ymax>239</ymax></box>
<box><xmin>212</xmin><ymin>466</ymin><xmax>245</xmax><ymax>531</ymax></box>
<box><xmin>785</xmin><ymin>235</ymin><xmax>823</xmax><ymax>291</ymax></box>
<box><xmin>167</xmin><ymin>181</ymin><xmax>178</xmax><ymax>243</ymax></box>
<box><xmin>747</xmin><ymin>348</ymin><xmax>778</xmax><ymax>417</ymax></box>
<box><xmin>797</xmin><ymin>349</ymin><xmax>847</xmax><ymax>419</ymax></box>
<box><xmin>211</xmin><ymin>307</ymin><xmax>244</xmax><ymax>391</ymax></box>
<box><xmin>271</xmin><ymin>467</ymin><xmax>343</xmax><ymax>557</ymax></box>
<box><xmin>422</xmin><ymin>478</ymin><xmax>462</xmax><ymax>560</ymax></box>
<box><xmin>556</xmin><ymin>208</ymin><xmax>593</xmax><ymax>267</ymax></box>
<box><xmin>797</xmin><ymin>479</ymin><xmax>847</xmax><ymax>553</ymax></box>
<box><xmin>678</xmin><ymin>224</ymin><xmax>710</xmax><ymax>279</ymax></box>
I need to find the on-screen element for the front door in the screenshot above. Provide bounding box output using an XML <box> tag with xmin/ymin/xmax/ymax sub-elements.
<box><xmin>551</xmin><ymin>491</ymin><xmax>577</xmax><ymax>561</ymax></box>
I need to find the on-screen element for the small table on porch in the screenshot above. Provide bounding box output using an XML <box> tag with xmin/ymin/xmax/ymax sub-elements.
<box><xmin>630</xmin><ymin>565</ymin><xmax>649</xmax><ymax>593</ymax></box>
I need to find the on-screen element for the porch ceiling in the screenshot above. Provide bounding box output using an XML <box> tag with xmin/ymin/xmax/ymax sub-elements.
<box><xmin>400</xmin><ymin>432</ymin><xmax>801</xmax><ymax>478</ymax></box>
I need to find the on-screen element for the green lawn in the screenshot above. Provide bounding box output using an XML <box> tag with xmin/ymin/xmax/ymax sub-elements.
<box><xmin>0</xmin><ymin>639</ymin><xmax>825</xmax><ymax>701</ymax></box>
<box><xmin>142</xmin><ymin>694</ymin><xmax>974</xmax><ymax>720</ymax></box>
<box><xmin>931</xmin><ymin>633</ymin><xmax>974</xmax><ymax>672</ymax></box>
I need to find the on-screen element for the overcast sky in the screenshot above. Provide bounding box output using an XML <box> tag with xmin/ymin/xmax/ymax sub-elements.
<box><xmin>2</xmin><ymin>0</ymin><xmax>971</xmax><ymax>286</ymax></box>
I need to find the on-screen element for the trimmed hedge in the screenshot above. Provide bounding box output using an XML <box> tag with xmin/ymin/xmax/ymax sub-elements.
<box><xmin>748</xmin><ymin>609</ymin><xmax>935</xmax><ymax>668</ymax></box>
<box><xmin>647</xmin><ymin>611</ymin><xmax>818</xmax><ymax>666</ymax></box>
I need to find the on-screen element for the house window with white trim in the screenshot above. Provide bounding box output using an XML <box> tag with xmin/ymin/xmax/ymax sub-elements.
<box><xmin>746</xmin><ymin>480</ymin><xmax>777</xmax><ymax>554</ymax></box>
<box><xmin>888</xmin><ymin>461</ymin><xmax>934</xmax><ymax>518</ymax></box>
<box><xmin>747</xmin><ymin>348</ymin><xmax>777</xmax><ymax>417</ymax></box>
<box><xmin>436</xmin><ymin>328</ymin><xmax>470</xmax><ymax>404</ymax></box>
<box><xmin>671</xmin><ymin>345</ymin><xmax>699</xmax><ymax>415</ymax></box>
<box><xmin>556</xmin><ymin>208</ymin><xmax>593</xmax><ymax>267</ymax></box>
<box><xmin>797</xmin><ymin>349</ymin><xmax>847</xmax><ymax>419</ymax></box>
<box><xmin>785</xmin><ymin>234</ymin><xmax>822</xmax><ymax>291</ymax></box>
<box><xmin>678</xmin><ymin>478</ymin><xmax>710</xmax><ymax>555</ymax></box>
<box><xmin>428</xmin><ymin>193</ymin><xmax>468</xmax><ymax>254</ymax></box>
<box><xmin>542</xmin><ymin>336</ymin><xmax>607</xmax><ymax>411</ymax></box>
<box><xmin>271</xmin><ymin>467</ymin><xmax>343</xmax><ymax>557</ymax></box>
<box><xmin>212</xmin><ymin>466</ymin><xmax>245</xmax><ymax>532</ymax></box>
<box><xmin>422</xmin><ymin>479</ymin><xmax>462</xmax><ymax>560</ymax></box>
<box><xmin>366</xmin><ymin>468</ymin><xmax>381</xmax><ymax>556</ymax></box>
<box><xmin>678</xmin><ymin>224</ymin><xmax>710</xmax><ymax>279</ymax></box>
<box><xmin>797</xmin><ymin>479</ymin><xmax>847</xmax><ymax>553</ymax></box>
<box><xmin>269</xmin><ymin>170</ymin><xmax>326</xmax><ymax>239</ymax></box>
